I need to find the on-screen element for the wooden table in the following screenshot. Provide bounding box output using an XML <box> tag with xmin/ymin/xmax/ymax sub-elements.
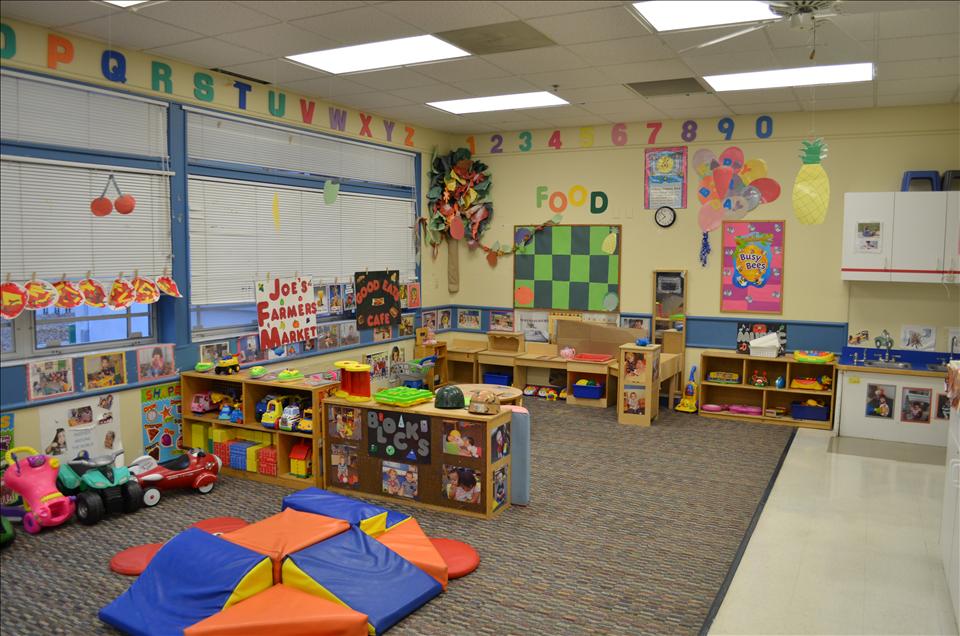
<box><xmin>447</xmin><ymin>340</ymin><xmax>486</xmax><ymax>383</ymax></box>
<box><xmin>454</xmin><ymin>383</ymin><xmax>524</xmax><ymax>406</ymax></box>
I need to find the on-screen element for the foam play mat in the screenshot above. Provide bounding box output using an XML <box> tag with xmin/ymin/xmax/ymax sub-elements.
<box><xmin>100</xmin><ymin>490</ymin><xmax>460</xmax><ymax>635</ymax></box>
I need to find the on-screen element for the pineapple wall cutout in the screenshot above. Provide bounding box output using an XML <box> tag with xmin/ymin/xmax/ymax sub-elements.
<box><xmin>793</xmin><ymin>138</ymin><xmax>830</xmax><ymax>225</ymax></box>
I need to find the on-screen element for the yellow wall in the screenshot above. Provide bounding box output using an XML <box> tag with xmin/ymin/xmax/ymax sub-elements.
<box><xmin>420</xmin><ymin>105</ymin><xmax>960</xmax><ymax>351</ymax></box>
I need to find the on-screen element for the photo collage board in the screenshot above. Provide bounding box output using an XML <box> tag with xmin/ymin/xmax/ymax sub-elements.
<box><xmin>864</xmin><ymin>383</ymin><xmax>949</xmax><ymax>424</ymax></box>
<box><xmin>324</xmin><ymin>404</ymin><xmax>511</xmax><ymax>515</ymax></box>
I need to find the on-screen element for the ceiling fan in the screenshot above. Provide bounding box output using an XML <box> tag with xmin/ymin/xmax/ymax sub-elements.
<box><xmin>676</xmin><ymin>0</ymin><xmax>845</xmax><ymax>54</ymax></box>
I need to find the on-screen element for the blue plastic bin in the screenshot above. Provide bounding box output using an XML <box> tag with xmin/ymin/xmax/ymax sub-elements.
<box><xmin>572</xmin><ymin>384</ymin><xmax>604</xmax><ymax>399</ymax></box>
<box><xmin>790</xmin><ymin>401</ymin><xmax>829</xmax><ymax>421</ymax></box>
<box><xmin>483</xmin><ymin>372</ymin><xmax>512</xmax><ymax>385</ymax></box>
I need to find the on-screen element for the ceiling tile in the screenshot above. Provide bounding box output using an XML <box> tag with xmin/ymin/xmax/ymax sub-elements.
<box><xmin>663</xmin><ymin>105</ymin><xmax>734</xmax><ymax>118</ymax></box>
<box><xmin>877</xmin><ymin>4</ymin><xmax>960</xmax><ymax>39</ymax></box>
<box><xmin>527</xmin><ymin>5</ymin><xmax>651</xmax><ymax>45</ymax></box>
<box><xmin>137</xmin><ymin>1</ymin><xmax>278</xmax><ymax>36</ymax></box>
<box><xmin>63</xmin><ymin>13</ymin><xmax>203</xmax><ymax>51</ymax></box>
<box><xmin>0</xmin><ymin>0</ymin><xmax>119</xmax><ymax>27</ymax></box>
<box><xmin>447</xmin><ymin>121</ymin><xmax>498</xmax><ymax>133</ymax></box>
<box><xmin>584</xmin><ymin>107</ymin><xmax>665</xmax><ymax>122</ymax></box>
<box><xmin>145</xmin><ymin>38</ymin><xmax>267</xmax><ymax>68</ymax></box>
<box><xmin>290</xmin><ymin>6</ymin><xmax>423</xmax><ymax>45</ymax></box>
<box><xmin>413</xmin><ymin>57</ymin><xmax>513</xmax><ymax>83</ymax></box>
<box><xmin>717</xmin><ymin>88</ymin><xmax>797</xmax><ymax>105</ymax></box>
<box><xmin>645</xmin><ymin>93</ymin><xmax>727</xmax><ymax>109</ymax></box>
<box><xmin>346</xmin><ymin>68</ymin><xmax>438</xmax><ymax>91</ymax></box>
<box><xmin>877</xmin><ymin>91</ymin><xmax>958</xmax><ymax>107</ymax></box>
<box><xmin>877</xmin><ymin>76</ymin><xmax>959</xmax><ymax>96</ymax></box>
<box><xmin>660</xmin><ymin>27</ymin><xmax>770</xmax><ymax>56</ymax></box>
<box><xmin>366</xmin><ymin>103</ymin><xmax>459</xmax><ymax>125</ymax></box>
<box><xmin>538</xmin><ymin>113</ymin><xmax>615</xmax><ymax>127</ymax></box>
<box><xmin>879</xmin><ymin>34</ymin><xmax>960</xmax><ymax>62</ymax></box>
<box><xmin>281</xmin><ymin>76</ymin><xmax>376</xmax><ymax>98</ymax></box>
<box><xmin>762</xmin><ymin>15</ymin><xmax>876</xmax><ymax>48</ymax></box>
<box><xmin>557</xmin><ymin>84</ymin><xmax>637</xmax><ymax>104</ymax></box>
<box><xmin>389</xmin><ymin>84</ymin><xmax>474</xmax><ymax>102</ymax></box>
<box><xmin>449</xmin><ymin>76</ymin><xmax>540</xmax><ymax>96</ymax></box>
<box><xmin>800</xmin><ymin>96</ymin><xmax>875</xmax><ymax>110</ymax></box>
<box><xmin>336</xmin><ymin>92</ymin><xmax>415</xmax><ymax>110</ymax></box>
<box><xmin>234</xmin><ymin>1</ymin><xmax>367</xmax><ymax>21</ymax></box>
<box><xmin>877</xmin><ymin>57</ymin><xmax>960</xmax><ymax>81</ymax></box>
<box><xmin>223</xmin><ymin>59</ymin><xmax>322</xmax><ymax>84</ymax></box>
<box><xmin>499</xmin><ymin>1</ymin><xmax>625</xmax><ymax>20</ymax></box>
<box><xmin>520</xmin><ymin>68</ymin><xmax>612</xmax><ymax>91</ymax></box>
<box><xmin>217</xmin><ymin>23</ymin><xmax>337</xmax><ymax>57</ymax></box>
<box><xmin>567</xmin><ymin>36</ymin><xmax>674</xmax><ymax>66</ymax></box>
<box><xmin>681</xmin><ymin>50</ymin><xmax>780</xmax><ymax>75</ymax></box>
<box><xmin>581</xmin><ymin>98</ymin><xmax>661</xmax><ymax>117</ymax></box>
<box><xmin>461</xmin><ymin>110</ymin><xmax>547</xmax><ymax>124</ymax></box>
<box><xmin>484</xmin><ymin>46</ymin><xmax>589</xmax><ymax>74</ymax></box>
<box><xmin>773</xmin><ymin>41</ymin><xmax>873</xmax><ymax>67</ymax></box>
<box><xmin>376</xmin><ymin>1</ymin><xmax>517</xmax><ymax>33</ymax></box>
<box><xmin>793</xmin><ymin>82</ymin><xmax>875</xmax><ymax>100</ymax></box>
<box><xmin>730</xmin><ymin>101</ymin><xmax>801</xmax><ymax>115</ymax></box>
<box><xmin>598</xmin><ymin>59</ymin><xmax>693</xmax><ymax>84</ymax></box>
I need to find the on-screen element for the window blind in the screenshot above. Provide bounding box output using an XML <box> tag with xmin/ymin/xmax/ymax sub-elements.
<box><xmin>0</xmin><ymin>71</ymin><xmax>168</xmax><ymax>158</ymax></box>
<box><xmin>0</xmin><ymin>159</ymin><xmax>172</xmax><ymax>280</ymax></box>
<box><xmin>188</xmin><ymin>176</ymin><xmax>416</xmax><ymax>306</ymax></box>
<box><xmin>186</xmin><ymin>111</ymin><xmax>415</xmax><ymax>187</ymax></box>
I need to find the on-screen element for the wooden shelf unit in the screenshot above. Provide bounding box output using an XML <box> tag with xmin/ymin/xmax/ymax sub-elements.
<box><xmin>447</xmin><ymin>339</ymin><xmax>486</xmax><ymax>384</ymax></box>
<box><xmin>180</xmin><ymin>370</ymin><xmax>339</xmax><ymax>488</ymax></box>
<box><xmin>322</xmin><ymin>396</ymin><xmax>512</xmax><ymax>519</ymax></box>
<box><xmin>566</xmin><ymin>359</ymin><xmax>615</xmax><ymax>408</ymax></box>
<box><xmin>652</xmin><ymin>270</ymin><xmax>687</xmax><ymax>352</ymax></box>
<box><xmin>414</xmin><ymin>328</ymin><xmax>449</xmax><ymax>389</ymax></box>
<box><xmin>698</xmin><ymin>350</ymin><xmax>837</xmax><ymax>430</ymax></box>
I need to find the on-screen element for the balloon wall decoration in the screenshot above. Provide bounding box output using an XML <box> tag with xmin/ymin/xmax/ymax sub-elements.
<box><xmin>693</xmin><ymin>147</ymin><xmax>781</xmax><ymax>266</ymax></box>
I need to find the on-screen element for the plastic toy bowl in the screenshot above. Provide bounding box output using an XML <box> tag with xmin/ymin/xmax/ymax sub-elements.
<box><xmin>249</xmin><ymin>366</ymin><xmax>267</xmax><ymax>378</ymax></box>
<box><xmin>729</xmin><ymin>404</ymin><xmax>763</xmax><ymax>415</ymax></box>
<box><xmin>701</xmin><ymin>404</ymin><xmax>726</xmax><ymax>412</ymax></box>
<box><xmin>277</xmin><ymin>368</ymin><xmax>304</xmax><ymax>382</ymax></box>
<box><xmin>194</xmin><ymin>362</ymin><xmax>214</xmax><ymax>373</ymax></box>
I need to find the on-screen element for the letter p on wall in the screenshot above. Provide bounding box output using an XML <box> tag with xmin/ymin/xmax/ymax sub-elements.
<box><xmin>47</xmin><ymin>34</ymin><xmax>73</xmax><ymax>69</ymax></box>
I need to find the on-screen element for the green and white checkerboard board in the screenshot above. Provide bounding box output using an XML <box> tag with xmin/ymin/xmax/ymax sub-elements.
<box><xmin>513</xmin><ymin>225</ymin><xmax>621</xmax><ymax>312</ymax></box>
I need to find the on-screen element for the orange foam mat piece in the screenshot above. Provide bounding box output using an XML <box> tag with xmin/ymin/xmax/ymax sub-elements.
<box><xmin>375</xmin><ymin>518</ymin><xmax>448</xmax><ymax>589</ymax></box>
<box><xmin>109</xmin><ymin>542</ymin><xmax>164</xmax><ymax>576</ymax></box>
<box><xmin>184</xmin><ymin>583</ymin><xmax>368</xmax><ymax>636</ymax></box>
<box><xmin>222</xmin><ymin>509</ymin><xmax>350</xmax><ymax>583</ymax></box>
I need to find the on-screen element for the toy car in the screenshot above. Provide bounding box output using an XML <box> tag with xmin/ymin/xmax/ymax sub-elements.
<box><xmin>190</xmin><ymin>391</ymin><xmax>213</xmax><ymax>414</ymax></box>
<box><xmin>215</xmin><ymin>354</ymin><xmax>240</xmax><ymax>375</ymax></box>
<box><xmin>56</xmin><ymin>450</ymin><xmax>142</xmax><ymax>525</ymax></box>
<box><xmin>1</xmin><ymin>447</ymin><xmax>75</xmax><ymax>534</ymax></box>
<box><xmin>260</xmin><ymin>397</ymin><xmax>288</xmax><ymax>429</ymax></box>
<box><xmin>128</xmin><ymin>448</ymin><xmax>222</xmax><ymax>507</ymax></box>
<box><xmin>279</xmin><ymin>403</ymin><xmax>302</xmax><ymax>432</ymax></box>
<box><xmin>298</xmin><ymin>408</ymin><xmax>314</xmax><ymax>433</ymax></box>
<box><xmin>255</xmin><ymin>394</ymin><xmax>279</xmax><ymax>422</ymax></box>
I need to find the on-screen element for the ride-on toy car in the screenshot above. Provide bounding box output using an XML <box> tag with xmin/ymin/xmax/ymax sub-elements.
<box><xmin>56</xmin><ymin>450</ymin><xmax>142</xmax><ymax>525</ymax></box>
<box><xmin>215</xmin><ymin>354</ymin><xmax>240</xmax><ymax>375</ymax></box>
<box><xmin>128</xmin><ymin>448</ymin><xmax>222</xmax><ymax>507</ymax></box>
<box><xmin>1</xmin><ymin>447</ymin><xmax>75</xmax><ymax>534</ymax></box>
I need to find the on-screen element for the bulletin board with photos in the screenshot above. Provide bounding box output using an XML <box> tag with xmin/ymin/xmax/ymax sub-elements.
<box><xmin>322</xmin><ymin>396</ymin><xmax>512</xmax><ymax>519</ymax></box>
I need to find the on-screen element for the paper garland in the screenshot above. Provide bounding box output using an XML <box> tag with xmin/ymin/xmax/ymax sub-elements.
<box><xmin>0</xmin><ymin>274</ymin><xmax>182</xmax><ymax>314</ymax></box>
<box><xmin>1</xmin><ymin>281</ymin><xmax>27</xmax><ymax>319</ymax></box>
<box><xmin>108</xmin><ymin>276</ymin><xmax>135</xmax><ymax>310</ymax></box>
<box><xmin>132</xmin><ymin>276</ymin><xmax>160</xmax><ymax>304</ymax></box>
<box><xmin>54</xmin><ymin>279</ymin><xmax>84</xmax><ymax>309</ymax></box>
<box><xmin>25</xmin><ymin>279</ymin><xmax>58</xmax><ymax>310</ymax></box>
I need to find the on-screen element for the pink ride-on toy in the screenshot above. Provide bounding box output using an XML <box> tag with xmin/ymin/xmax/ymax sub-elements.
<box><xmin>2</xmin><ymin>446</ymin><xmax>75</xmax><ymax>534</ymax></box>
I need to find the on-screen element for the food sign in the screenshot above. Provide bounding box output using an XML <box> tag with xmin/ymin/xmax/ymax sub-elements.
<box><xmin>354</xmin><ymin>270</ymin><xmax>401</xmax><ymax>329</ymax></box>
<box><xmin>256</xmin><ymin>276</ymin><xmax>316</xmax><ymax>349</ymax></box>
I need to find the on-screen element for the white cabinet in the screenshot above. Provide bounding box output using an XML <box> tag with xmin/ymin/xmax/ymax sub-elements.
<box><xmin>842</xmin><ymin>192</ymin><xmax>894</xmax><ymax>281</ymax></box>
<box><xmin>842</xmin><ymin>192</ymin><xmax>956</xmax><ymax>283</ymax></box>
<box><xmin>940</xmin><ymin>380</ymin><xmax>959</xmax><ymax>630</ymax></box>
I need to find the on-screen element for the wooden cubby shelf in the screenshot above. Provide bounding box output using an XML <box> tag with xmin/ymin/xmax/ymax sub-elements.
<box><xmin>698</xmin><ymin>349</ymin><xmax>837</xmax><ymax>431</ymax></box>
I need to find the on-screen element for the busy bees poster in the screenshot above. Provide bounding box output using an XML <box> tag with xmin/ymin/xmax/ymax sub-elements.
<box><xmin>720</xmin><ymin>221</ymin><xmax>784</xmax><ymax>314</ymax></box>
<box><xmin>354</xmin><ymin>270</ymin><xmax>401</xmax><ymax>329</ymax></box>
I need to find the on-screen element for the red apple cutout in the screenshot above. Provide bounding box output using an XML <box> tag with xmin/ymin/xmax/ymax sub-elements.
<box><xmin>91</xmin><ymin>197</ymin><xmax>113</xmax><ymax>216</ymax></box>
<box><xmin>114</xmin><ymin>194</ymin><xmax>136</xmax><ymax>215</ymax></box>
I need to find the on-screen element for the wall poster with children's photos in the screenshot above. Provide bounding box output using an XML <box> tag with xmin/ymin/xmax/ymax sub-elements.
<box><xmin>331</xmin><ymin>444</ymin><xmax>360</xmax><ymax>489</ymax></box>
<box><xmin>438</xmin><ymin>308</ymin><xmax>453</xmax><ymax>330</ymax></box>
<box><xmin>399</xmin><ymin>314</ymin><xmax>415</xmax><ymax>337</ymax></box>
<box><xmin>406</xmin><ymin>282</ymin><xmax>421</xmax><ymax>309</ymax></box>
<box><xmin>337</xmin><ymin>320</ymin><xmax>360</xmax><ymax>346</ymax></box>
<box><xmin>865</xmin><ymin>383</ymin><xmax>896</xmax><ymax>419</ymax></box>
<box><xmin>83</xmin><ymin>352</ymin><xmax>126</xmax><ymax>390</ymax></box>
<box><xmin>328</xmin><ymin>405</ymin><xmax>362</xmax><ymax>440</ymax></box>
<box><xmin>493</xmin><ymin>465</ymin><xmax>508</xmax><ymax>512</ymax></box>
<box><xmin>516</xmin><ymin>309</ymin><xmax>549</xmax><ymax>343</ymax></box>
<box><xmin>316</xmin><ymin>324</ymin><xmax>339</xmax><ymax>351</ymax></box>
<box><xmin>136</xmin><ymin>344</ymin><xmax>177</xmax><ymax>382</ymax></box>
<box><xmin>366</xmin><ymin>351</ymin><xmax>389</xmax><ymax>379</ymax></box>
<box><xmin>382</xmin><ymin>461</ymin><xmax>418</xmax><ymax>500</ymax></box>
<box><xmin>367</xmin><ymin>409</ymin><xmax>431</xmax><ymax>464</ymax></box>
<box><xmin>490</xmin><ymin>423</ymin><xmax>510</xmax><ymax>462</ymax></box>
<box><xmin>27</xmin><ymin>357</ymin><xmax>75</xmax><ymax>401</ymax></box>
<box><xmin>935</xmin><ymin>393</ymin><xmax>951</xmax><ymax>420</ymax></box>
<box><xmin>623</xmin><ymin>386</ymin><xmax>646</xmax><ymax>415</ymax></box>
<box><xmin>374</xmin><ymin>326</ymin><xmax>393</xmax><ymax>342</ymax></box>
<box><xmin>199</xmin><ymin>341</ymin><xmax>231</xmax><ymax>363</ymax></box>
<box><xmin>443</xmin><ymin>420</ymin><xmax>484</xmax><ymax>458</ymax></box>
<box><xmin>39</xmin><ymin>392</ymin><xmax>124</xmax><ymax>464</ymax></box>
<box><xmin>489</xmin><ymin>309</ymin><xmax>514</xmax><ymax>332</ymax></box>
<box><xmin>442</xmin><ymin>465</ymin><xmax>481</xmax><ymax>506</ymax></box>
<box><xmin>420</xmin><ymin>310</ymin><xmax>438</xmax><ymax>331</ymax></box>
<box><xmin>900</xmin><ymin>387</ymin><xmax>932</xmax><ymax>423</ymax></box>
<box><xmin>457</xmin><ymin>309</ymin><xmax>481</xmax><ymax>331</ymax></box>
<box><xmin>237</xmin><ymin>334</ymin><xmax>266</xmax><ymax>363</ymax></box>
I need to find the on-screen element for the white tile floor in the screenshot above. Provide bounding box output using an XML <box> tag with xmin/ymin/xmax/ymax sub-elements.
<box><xmin>710</xmin><ymin>429</ymin><xmax>959</xmax><ymax>636</ymax></box>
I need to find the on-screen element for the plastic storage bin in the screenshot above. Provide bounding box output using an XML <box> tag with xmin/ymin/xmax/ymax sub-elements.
<box><xmin>572</xmin><ymin>383</ymin><xmax>604</xmax><ymax>399</ymax></box>
<box><xmin>790</xmin><ymin>401</ymin><xmax>829</xmax><ymax>421</ymax></box>
<box><xmin>483</xmin><ymin>372</ymin><xmax>512</xmax><ymax>385</ymax></box>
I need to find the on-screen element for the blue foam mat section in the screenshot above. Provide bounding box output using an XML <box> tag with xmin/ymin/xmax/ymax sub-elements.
<box><xmin>282</xmin><ymin>487</ymin><xmax>409</xmax><ymax>529</ymax></box>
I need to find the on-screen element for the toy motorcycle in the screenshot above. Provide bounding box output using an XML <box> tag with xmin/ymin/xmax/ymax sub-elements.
<box><xmin>56</xmin><ymin>450</ymin><xmax>143</xmax><ymax>525</ymax></box>
<box><xmin>1</xmin><ymin>447</ymin><xmax>75</xmax><ymax>534</ymax></box>
<box><xmin>128</xmin><ymin>448</ymin><xmax>222</xmax><ymax>507</ymax></box>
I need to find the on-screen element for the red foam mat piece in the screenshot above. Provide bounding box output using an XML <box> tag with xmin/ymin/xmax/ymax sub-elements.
<box><xmin>429</xmin><ymin>538</ymin><xmax>480</xmax><ymax>579</ymax></box>
<box><xmin>110</xmin><ymin>542</ymin><xmax>164</xmax><ymax>576</ymax></box>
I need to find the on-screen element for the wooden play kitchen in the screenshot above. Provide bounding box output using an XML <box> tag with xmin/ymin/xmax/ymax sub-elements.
<box><xmin>180</xmin><ymin>369</ymin><xmax>339</xmax><ymax>488</ymax></box>
<box><xmin>697</xmin><ymin>349</ymin><xmax>838</xmax><ymax>429</ymax></box>
<box><xmin>322</xmin><ymin>395</ymin><xmax>512</xmax><ymax>519</ymax></box>
<box><xmin>477</xmin><ymin>331</ymin><xmax>525</xmax><ymax>387</ymax></box>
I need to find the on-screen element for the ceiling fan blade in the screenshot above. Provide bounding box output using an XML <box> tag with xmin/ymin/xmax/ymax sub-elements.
<box><xmin>678</xmin><ymin>20</ymin><xmax>779</xmax><ymax>54</ymax></box>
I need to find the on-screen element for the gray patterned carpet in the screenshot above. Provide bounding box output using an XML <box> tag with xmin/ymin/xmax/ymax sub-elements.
<box><xmin>0</xmin><ymin>400</ymin><xmax>793</xmax><ymax>636</ymax></box>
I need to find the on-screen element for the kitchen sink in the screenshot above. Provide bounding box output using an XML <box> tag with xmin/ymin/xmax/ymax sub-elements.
<box><xmin>926</xmin><ymin>363</ymin><xmax>948</xmax><ymax>372</ymax></box>
<box><xmin>862</xmin><ymin>360</ymin><xmax>913</xmax><ymax>369</ymax></box>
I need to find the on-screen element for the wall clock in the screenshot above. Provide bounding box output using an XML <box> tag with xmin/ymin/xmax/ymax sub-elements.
<box><xmin>654</xmin><ymin>205</ymin><xmax>676</xmax><ymax>228</ymax></box>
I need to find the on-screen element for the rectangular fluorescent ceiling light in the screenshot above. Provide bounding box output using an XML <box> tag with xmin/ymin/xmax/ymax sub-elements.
<box><xmin>704</xmin><ymin>63</ymin><xmax>874</xmax><ymax>91</ymax></box>
<box><xmin>287</xmin><ymin>35</ymin><xmax>468</xmax><ymax>74</ymax></box>
<box><xmin>427</xmin><ymin>91</ymin><xmax>568</xmax><ymax>114</ymax></box>
<box><xmin>103</xmin><ymin>0</ymin><xmax>149</xmax><ymax>6</ymax></box>
<box><xmin>633</xmin><ymin>1</ymin><xmax>776</xmax><ymax>31</ymax></box>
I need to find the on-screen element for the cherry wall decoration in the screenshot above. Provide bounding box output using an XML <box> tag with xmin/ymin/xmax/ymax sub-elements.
<box><xmin>90</xmin><ymin>174</ymin><xmax>136</xmax><ymax>216</ymax></box>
